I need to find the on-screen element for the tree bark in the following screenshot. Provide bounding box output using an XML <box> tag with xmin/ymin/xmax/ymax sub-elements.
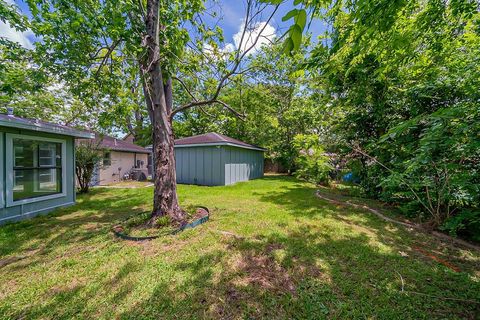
<box><xmin>145</xmin><ymin>0</ymin><xmax>186</xmax><ymax>223</ymax></box>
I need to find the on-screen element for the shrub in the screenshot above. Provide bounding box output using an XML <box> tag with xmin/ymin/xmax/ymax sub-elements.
<box><xmin>293</xmin><ymin>134</ymin><xmax>332</xmax><ymax>185</ymax></box>
<box><xmin>75</xmin><ymin>142</ymin><xmax>103</xmax><ymax>193</ymax></box>
<box><xmin>376</xmin><ymin>103</ymin><xmax>480</xmax><ymax>229</ymax></box>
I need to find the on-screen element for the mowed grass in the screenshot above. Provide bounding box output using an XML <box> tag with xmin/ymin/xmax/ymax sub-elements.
<box><xmin>0</xmin><ymin>176</ymin><xmax>478</xmax><ymax>319</ymax></box>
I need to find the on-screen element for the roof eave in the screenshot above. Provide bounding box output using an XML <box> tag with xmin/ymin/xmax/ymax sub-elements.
<box><xmin>174</xmin><ymin>142</ymin><xmax>266</xmax><ymax>152</ymax></box>
<box><xmin>109</xmin><ymin>149</ymin><xmax>151</xmax><ymax>154</ymax></box>
<box><xmin>0</xmin><ymin>118</ymin><xmax>94</xmax><ymax>139</ymax></box>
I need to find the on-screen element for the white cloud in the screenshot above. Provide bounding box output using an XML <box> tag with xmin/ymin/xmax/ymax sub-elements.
<box><xmin>0</xmin><ymin>20</ymin><xmax>34</xmax><ymax>49</ymax></box>
<box><xmin>202</xmin><ymin>41</ymin><xmax>235</xmax><ymax>57</ymax></box>
<box><xmin>223</xmin><ymin>42</ymin><xmax>235</xmax><ymax>53</ymax></box>
<box><xmin>232</xmin><ymin>21</ymin><xmax>276</xmax><ymax>54</ymax></box>
<box><xmin>201</xmin><ymin>19</ymin><xmax>276</xmax><ymax>59</ymax></box>
<box><xmin>204</xmin><ymin>20</ymin><xmax>276</xmax><ymax>57</ymax></box>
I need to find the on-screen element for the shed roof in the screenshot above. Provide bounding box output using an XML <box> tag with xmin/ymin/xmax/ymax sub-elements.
<box><xmin>88</xmin><ymin>133</ymin><xmax>151</xmax><ymax>154</ymax></box>
<box><xmin>174</xmin><ymin>132</ymin><xmax>266</xmax><ymax>151</ymax></box>
<box><xmin>0</xmin><ymin>114</ymin><xmax>94</xmax><ymax>138</ymax></box>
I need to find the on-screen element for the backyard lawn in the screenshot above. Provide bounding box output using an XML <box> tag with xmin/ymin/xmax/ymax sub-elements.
<box><xmin>0</xmin><ymin>176</ymin><xmax>478</xmax><ymax>319</ymax></box>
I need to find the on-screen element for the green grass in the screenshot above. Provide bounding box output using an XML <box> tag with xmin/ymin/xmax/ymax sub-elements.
<box><xmin>0</xmin><ymin>176</ymin><xmax>478</xmax><ymax>319</ymax></box>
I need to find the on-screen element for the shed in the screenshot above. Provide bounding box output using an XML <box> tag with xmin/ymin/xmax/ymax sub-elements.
<box><xmin>0</xmin><ymin>112</ymin><xmax>93</xmax><ymax>224</ymax></box>
<box><xmin>174</xmin><ymin>133</ymin><xmax>265</xmax><ymax>186</ymax></box>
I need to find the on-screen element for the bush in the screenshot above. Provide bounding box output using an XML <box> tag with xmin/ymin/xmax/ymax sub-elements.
<box><xmin>375</xmin><ymin>103</ymin><xmax>480</xmax><ymax>230</ymax></box>
<box><xmin>75</xmin><ymin>142</ymin><xmax>103</xmax><ymax>193</ymax></box>
<box><xmin>440</xmin><ymin>209</ymin><xmax>480</xmax><ymax>242</ymax></box>
<box><xmin>293</xmin><ymin>134</ymin><xmax>332</xmax><ymax>185</ymax></box>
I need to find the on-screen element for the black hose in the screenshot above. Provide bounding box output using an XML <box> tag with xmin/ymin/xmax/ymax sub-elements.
<box><xmin>112</xmin><ymin>206</ymin><xmax>210</xmax><ymax>241</ymax></box>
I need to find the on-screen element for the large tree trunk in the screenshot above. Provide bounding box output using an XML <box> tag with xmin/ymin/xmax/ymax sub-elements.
<box><xmin>145</xmin><ymin>0</ymin><xmax>186</xmax><ymax>224</ymax></box>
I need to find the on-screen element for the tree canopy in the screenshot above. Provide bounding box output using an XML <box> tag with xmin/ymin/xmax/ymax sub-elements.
<box><xmin>1</xmin><ymin>0</ymin><xmax>479</xmax><ymax>238</ymax></box>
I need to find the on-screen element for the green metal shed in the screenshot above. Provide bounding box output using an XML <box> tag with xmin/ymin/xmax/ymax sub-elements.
<box><xmin>174</xmin><ymin>133</ymin><xmax>265</xmax><ymax>186</ymax></box>
<box><xmin>0</xmin><ymin>111</ymin><xmax>93</xmax><ymax>224</ymax></box>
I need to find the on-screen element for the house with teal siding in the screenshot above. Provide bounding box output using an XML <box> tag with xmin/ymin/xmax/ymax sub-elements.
<box><xmin>0</xmin><ymin>110</ymin><xmax>93</xmax><ymax>224</ymax></box>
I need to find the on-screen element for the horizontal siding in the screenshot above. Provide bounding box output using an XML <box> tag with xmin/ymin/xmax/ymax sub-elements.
<box><xmin>0</xmin><ymin>132</ymin><xmax>3</xmax><ymax>209</ymax></box>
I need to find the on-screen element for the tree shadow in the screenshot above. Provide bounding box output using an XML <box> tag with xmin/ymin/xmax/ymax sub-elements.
<box><xmin>252</xmin><ymin>176</ymin><xmax>480</xmax><ymax>274</ymax></box>
<box><xmin>0</xmin><ymin>187</ymin><xmax>150</xmax><ymax>264</ymax></box>
<box><xmin>118</xmin><ymin>226</ymin><xmax>480</xmax><ymax>319</ymax></box>
<box><xmin>0</xmin><ymin>176</ymin><xmax>478</xmax><ymax>319</ymax></box>
<box><xmin>7</xmin><ymin>259</ymin><xmax>145</xmax><ymax>319</ymax></box>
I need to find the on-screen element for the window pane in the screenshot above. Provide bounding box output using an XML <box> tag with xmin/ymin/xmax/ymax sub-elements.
<box><xmin>13</xmin><ymin>169</ymin><xmax>34</xmax><ymax>201</ymax></box>
<box><xmin>56</xmin><ymin>143</ymin><xmax>62</xmax><ymax>167</ymax></box>
<box><xmin>13</xmin><ymin>139</ymin><xmax>62</xmax><ymax>168</ymax></box>
<box><xmin>11</xmin><ymin>138</ymin><xmax>63</xmax><ymax>201</ymax></box>
<box><xmin>39</xmin><ymin>143</ymin><xmax>57</xmax><ymax>167</ymax></box>
<box><xmin>13</xmin><ymin>170</ymin><xmax>25</xmax><ymax>192</ymax></box>
<box><xmin>13</xmin><ymin>139</ymin><xmax>37</xmax><ymax>167</ymax></box>
<box><xmin>38</xmin><ymin>168</ymin><xmax>62</xmax><ymax>193</ymax></box>
<box><xmin>13</xmin><ymin>168</ymin><xmax>62</xmax><ymax>201</ymax></box>
<box><xmin>103</xmin><ymin>152</ymin><xmax>111</xmax><ymax>166</ymax></box>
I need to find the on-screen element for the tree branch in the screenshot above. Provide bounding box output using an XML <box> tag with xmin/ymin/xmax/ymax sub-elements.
<box><xmin>171</xmin><ymin>99</ymin><xmax>245</xmax><ymax>121</ymax></box>
<box><xmin>170</xmin><ymin>2</ymin><xmax>279</xmax><ymax>118</ymax></box>
<box><xmin>172</xmin><ymin>76</ymin><xmax>198</xmax><ymax>102</ymax></box>
<box><xmin>94</xmin><ymin>38</ymin><xmax>122</xmax><ymax>78</ymax></box>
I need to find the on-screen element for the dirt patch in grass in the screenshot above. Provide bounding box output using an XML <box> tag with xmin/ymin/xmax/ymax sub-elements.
<box><xmin>227</xmin><ymin>241</ymin><xmax>323</xmax><ymax>295</ymax></box>
<box><xmin>235</xmin><ymin>252</ymin><xmax>296</xmax><ymax>294</ymax></box>
<box><xmin>125</xmin><ymin>237</ymin><xmax>190</xmax><ymax>258</ymax></box>
<box><xmin>0</xmin><ymin>279</ymin><xmax>18</xmax><ymax>300</ymax></box>
<box><xmin>0</xmin><ymin>247</ymin><xmax>43</xmax><ymax>269</ymax></box>
<box><xmin>48</xmin><ymin>278</ymin><xmax>86</xmax><ymax>297</ymax></box>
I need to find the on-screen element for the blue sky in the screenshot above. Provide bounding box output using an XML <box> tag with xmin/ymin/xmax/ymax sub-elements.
<box><xmin>2</xmin><ymin>0</ymin><xmax>326</xmax><ymax>50</ymax></box>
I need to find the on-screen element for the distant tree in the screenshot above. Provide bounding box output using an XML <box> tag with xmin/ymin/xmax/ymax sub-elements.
<box><xmin>173</xmin><ymin>40</ymin><xmax>326</xmax><ymax>173</ymax></box>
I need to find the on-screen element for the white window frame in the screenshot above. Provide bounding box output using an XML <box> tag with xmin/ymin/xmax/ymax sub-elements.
<box><xmin>5</xmin><ymin>133</ymin><xmax>67</xmax><ymax>207</ymax></box>
<box><xmin>0</xmin><ymin>132</ymin><xmax>4</xmax><ymax>208</ymax></box>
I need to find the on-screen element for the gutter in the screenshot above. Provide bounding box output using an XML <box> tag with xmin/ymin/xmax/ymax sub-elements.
<box><xmin>0</xmin><ymin>118</ymin><xmax>94</xmax><ymax>139</ymax></box>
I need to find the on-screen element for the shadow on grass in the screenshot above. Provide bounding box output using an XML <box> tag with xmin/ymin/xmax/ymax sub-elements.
<box><xmin>0</xmin><ymin>187</ymin><xmax>150</xmax><ymax>259</ymax></box>
<box><xmin>253</xmin><ymin>176</ymin><xmax>480</xmax><ymax>273</ymax></box>
<box><xmin>1</xmin><ymin>176</ymin><xmax>479</xmax><ymax>319</ymax></box>
<box><xmin>115</xmin><ymin>226</ymin><xmax>480</xmax><ymax>319</ymax></box>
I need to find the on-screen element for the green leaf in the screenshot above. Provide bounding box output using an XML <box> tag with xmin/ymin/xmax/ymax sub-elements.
<box><xmin>295</xmin><ymin>9</ymin><xmax>307</xmax><ymax>30</ymax></box>
<box><xmin>290</xmin><ymin>69</ymin><xmax>305</xmax><ymax>77</ymax></box>
<box><xmin>282</xmin><ymin>37</ymin><xmax>294</xmax><ymax>54</ymax></box>
<box><xmin>290</xmin><ymin>24</ymin><xmax>303</xmax><ymax>51</ymax></box>
<box><xmin>282</xmin><ymin>9</ymin><xmax>299</xmax><ymax>22</ymax></box>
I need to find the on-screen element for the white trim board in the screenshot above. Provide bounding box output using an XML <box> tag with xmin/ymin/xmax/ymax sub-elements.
<box><xmin>5</xmin><ymin>133</ymin><xmax>67</xmax><ymax>207</ymax></box>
